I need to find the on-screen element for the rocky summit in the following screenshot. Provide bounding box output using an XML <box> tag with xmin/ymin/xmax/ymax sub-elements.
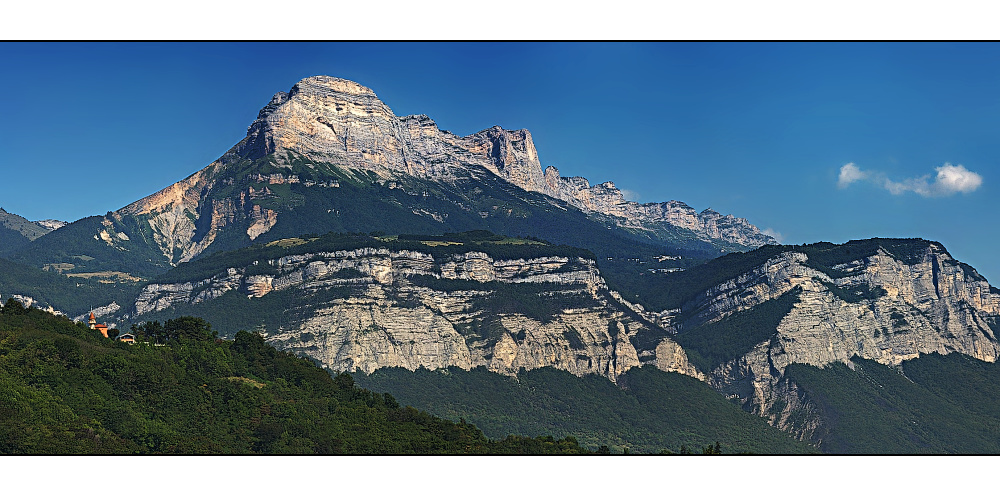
<box><xmin>112</xmin><ymin>75</ymin><xmax>773</xmax><ymax>267</ymax></box>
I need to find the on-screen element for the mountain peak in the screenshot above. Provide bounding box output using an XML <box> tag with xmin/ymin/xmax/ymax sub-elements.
<box><xmin>233</xmin><ymin>75</ymin><xmax>399</xmax><ymax>165</ymax></box>
<box><xmin>116</xmin><ymin>75</ymin><xmax>775</xmax><ymax>267</ymax></box>
<box><xmin>291</xmin><ymin>75</ymin><xmax>377</xmax><ymax>98</ymax></box>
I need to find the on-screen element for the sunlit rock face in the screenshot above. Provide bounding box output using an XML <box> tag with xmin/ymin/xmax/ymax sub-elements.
<box><xmin>655</xmin><ymin>241</ymin><xmax>1000</xmax><ymax>436</ymax></box>
<box><xmin>130</xmin><ymin>246</ymin><xmax>699</xmax><ymax>383</ymax></box>
<box><xmin>235</xmin><ymin>76</ymin><xmax>547</xmax><ymax>188</ymax></box>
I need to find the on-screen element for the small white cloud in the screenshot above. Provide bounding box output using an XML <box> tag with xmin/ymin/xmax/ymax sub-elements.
<box><xmin>838</xmin><ymin>162</ymin><xmax>983</xmax><ymax>197</ymax></box>
<box><xmin>933</xmin><ymin>163</ymin><xmax>982</xmax><ymax>195</ymax></box>
<box><xmin>838</xmin><ymin>163</ymin><xmax>869</xmax><ymax>188</ymax></box>
<box><xmin>620</xmin><ymin>189</ymin><xmax>641</xmax><ymax>201</ymax></box>
<box><xmin>762</xmin><ymin>228</ymin><xmax>784</xmax><ymax>244</ymax></box>
<box><xmin>883</xmin><ymin>175</ymin><xmax>931</xmax><ymax>196</ymax></box>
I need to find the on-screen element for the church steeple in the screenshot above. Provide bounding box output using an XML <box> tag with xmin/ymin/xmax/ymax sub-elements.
<box><xmin>88</xmin><ymin>311</ymin><xmax>96</xmax><ymax>330</ymax></box>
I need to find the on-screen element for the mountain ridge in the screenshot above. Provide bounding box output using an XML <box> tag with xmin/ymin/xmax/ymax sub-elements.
<box><xmin>115</xmin><ymin>232</ymin><xmax>1000</xmax><ymax>448</ymax></box>
<box><xmin>112</xmin><ymin>75</ymin><xmax>774</xmax><ymax>267</ymax></box>
<box><xmin>0</xmin><ymin>207</ymin><xmax>64</xmax><ymax>255</ymax></box>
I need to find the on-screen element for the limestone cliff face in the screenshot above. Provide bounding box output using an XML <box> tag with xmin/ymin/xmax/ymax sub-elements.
<box><xmin>237</xmin><ymin>77</ymin><xmax>410</xmax><ymax>175</ymax></box>
<box><xmin>233</xmin><ymin>76</ymin><xmax>546</xmax><ymax>189</ymax></box>
<box><xmin>129</xmin><ymin>245</ymin><xmax>699</xmax><ymax>383</ymax></box>
<box><xmin>108</xmin><ymin>75</ymin><xmax>772</xmax><ymax>268</ymax></box>
<box><xmin>0</xmin><ymin>293</ymin><xmax>66</xmax><ymax>317</ymax></box>
<box><xmin>662</xmin><ymin>242</ymin><xmax>1000</xmax><ymax>431</ymax></box>
<box><xmin>542</xmin><ymin>166</ymin><xmax>775</xmax><ymax>247</ymax></box>
<box><xmin>118</xmin><ymin>167</ymin><xmax>276</xmax><ymax>264</ymax></box>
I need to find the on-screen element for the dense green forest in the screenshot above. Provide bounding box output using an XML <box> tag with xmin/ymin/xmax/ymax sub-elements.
<box><xmin>0</xmin><ymin>228</ymin><xmax>32</xmax><ymax>257</ymax></box>
<box><xmin>785</xmin><ymin>354</ymin><xmax>1000</xmax><ymax>453</ymax></box>
<box><xmin>0</xmin><ymin>257</ymin><xmax>140</xmax><ymax>318</ymax></box>
<box><xmin>0</xmin><ymin>208</ymin><xmax>49</xmax><ymax>256</ymax></box>
<box><xmin>354</xmin><ymin>366</ymin><xmax>816</xmax><ymax>454</ymax></box>
<box><xmin>0</xmin><ymin>300</ymin><xmax>590</xmax><ymax>454</ymax></box>
<box><xmin>9</xmin><ymin>215</ymin><xmax>174</xmax><ymax>279</ymax></box>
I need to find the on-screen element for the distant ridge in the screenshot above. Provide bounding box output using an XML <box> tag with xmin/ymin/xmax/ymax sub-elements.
<box><xmin>0</xmin><ymin>207</ymin><xmax>63</xmax><ymax>255</ymax></box>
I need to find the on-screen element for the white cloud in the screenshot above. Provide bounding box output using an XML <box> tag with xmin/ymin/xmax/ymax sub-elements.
<box><xmin>883</xmin><ymin>175</ymin><xmax>931</xmax><ymax>196</ymax></box>
<box><xmin>837</xmin><ymin>163</ymin><xmax>869</xmax><ymax>188</ymax></box>
<box><xmin>837</xmin><ymin>162</ymin><xmax>983</xmax><ymax>197</ymax></box>
<box><xmin>934</xmin><ymin>163</ymin><xmax>983</xmax><ymax>194</ymax></box>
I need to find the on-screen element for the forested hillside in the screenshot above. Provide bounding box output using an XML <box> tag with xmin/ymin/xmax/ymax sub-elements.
<box><xmin>0</xmin><ymin>208</ymin><xmax>51</xmax><ymax>256</ymax></box>
<box><xmin>0</xmin><ymin>257</ymin><xmax>139</xmax><ymax>318</ymax></box>
<box><xmin>355</xmin><ymin>366</ymin><xmax>816</xmax><ymax>454</ymax></box>
<box><xmin>786</xmin><ymin>354</ymin><xmax>1000</xmax><ymax>453</ymax></box>
<box><xmin>0</xmin><ymin>300</ymin><xmax>589</xmax><ymax>454</ymax></box>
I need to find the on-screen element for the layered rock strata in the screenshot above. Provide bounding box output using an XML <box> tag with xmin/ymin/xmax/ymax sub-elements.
<box><xmin>662</xmin><ymin>242</ymin><xmax>1000</xmax><ymax>428</ymax></box>
<box><xmin>131</xmin><ymin>246</ymin><xmax>700</xmax><ymax>383</ymax></box>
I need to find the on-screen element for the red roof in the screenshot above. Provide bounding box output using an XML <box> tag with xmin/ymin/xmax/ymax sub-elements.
<box><xmin>89</xmin><ymin>312</ymin><xmax>96</xmax><ymax>320</ymax></box>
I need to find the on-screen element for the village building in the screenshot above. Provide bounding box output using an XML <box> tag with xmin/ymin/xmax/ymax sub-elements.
<box><xmin>85</xmin><ymin>310</ymin><xmax>136</xmax><ymax>344</ymax></box>
<box><xmin>88</xmin><ymin>312</ymin><xmax>109</xmax><ymax>337</ymax></box>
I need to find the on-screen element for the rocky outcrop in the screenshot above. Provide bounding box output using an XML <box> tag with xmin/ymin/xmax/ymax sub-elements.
<box><xmin>118</xmin><ymin>166</ymin><xmax>220</xmax><ymax>264</ymax></box>
<box><xmin>234</xmin><ymin>76</ymin><xmax>551</xmax><ymax>190</ymax></box>
<box><xmin>129</xmin><ymin>245</ymin><xmax>698</xmax><ymax>383</ymax></box>
<box><xmin>134</xmin><ymin>267</ymin><xmax>244</xmax><ymax>314</ymax></box>
<box><xmin>663</xmin><ymin>241</ymin><xmax>1000</xmax><ymax>434</ymax></box>
<box><xmin>280</xmin><ymin>291</ymin><xmax>654</xmax><ymax>383</ymax></box>
<box><xmin>72</xmin><ymin>301</ymin><xmax>120</xmax><ymax>323</ymax></box>
<box><xmin>0</xmin><ymin>293</ymin><xmax>65</xmax><ymax>317</ymax></box>
<box><xmin>763</xmin><ymin>376</ymin><xmax>825</xmax><ymax>443</ymax></box>
<box><xmin>34</xmin><ymin>219</ymin><xmax>68</xmax><ymax>231</ymax></box>
<box><xmin>251</xmin><ymin>76</ymin><xmax>771</xmax><ymax>246</ymax></box>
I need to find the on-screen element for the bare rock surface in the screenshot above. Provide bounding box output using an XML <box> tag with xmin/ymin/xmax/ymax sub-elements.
<box><xmin>661</xmin><ymin>242</ymin><xmax>1000</xmax><ymax>434</ymax></box>
<box><xmin>130</xmin><ymin>246</ymin><xmax>698</xmax><ymax>383</ymax></box>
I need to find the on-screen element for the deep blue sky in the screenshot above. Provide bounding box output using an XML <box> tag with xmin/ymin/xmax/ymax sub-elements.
<box><xmin>1</xmin><ymin>42</ymin><xmax>997</xmax><ymax>283</ymax></box>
